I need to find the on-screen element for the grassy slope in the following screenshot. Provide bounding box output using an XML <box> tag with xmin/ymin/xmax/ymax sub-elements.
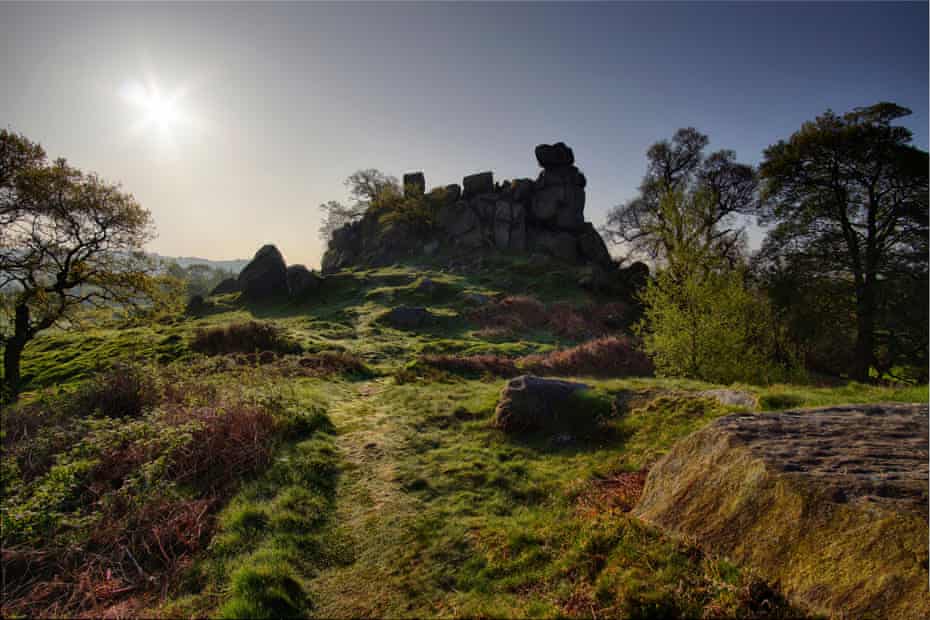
<box><xmin>10</xmin><ymin>255</ymin><xmax>927</xmax><ymax>618</ymax></box>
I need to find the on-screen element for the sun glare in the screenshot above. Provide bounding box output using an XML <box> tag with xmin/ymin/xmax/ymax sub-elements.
<box><xmin>122</xmin><ymin>79</ymin><xmax>191</xmax><ymax>141</ymax></box>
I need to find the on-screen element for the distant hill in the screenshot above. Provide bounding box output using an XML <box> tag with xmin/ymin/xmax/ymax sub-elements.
<box><xmin>151</xmin><ymin>254</ymin><xmax>250</xmax><ymax>275</ymax></box>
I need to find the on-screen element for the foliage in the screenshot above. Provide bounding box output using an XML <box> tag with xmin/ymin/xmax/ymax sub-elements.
<box><xmin>162</xmin><ymin>260</ymin><xmax>236</xmax><ymax>300</ymax></box>
<box><xmin>191</xmin><ymin>321</ymin><xmax>301</xmax><ymax>356</ymax></box>
<box><xmin>318</xmin><ymin>169</ymin><xmax>400</xmax><ymax>242</ymax></box>
<box><xmin>756</xmin><ymin>102</ymin><xmax>928</xmax><ymax>381</ymax></box>
<box><xmin>0</xmin><ymin>129</ymin><xmax>159</xmax><ymax>400</ymax></box>
<box><xmin>638</xmin><ymin>259</ymin><xmax>801</xmax><ymax>385</ymax></box>
<box><xmin>604</xmin><ymin>127</ymin><xmax>756</xmax><ymax>268</ymax></box>
<box><xmin>0</xmin><ymin>364</ymin><xmax>332</xmax><ymax>617</ymax></box>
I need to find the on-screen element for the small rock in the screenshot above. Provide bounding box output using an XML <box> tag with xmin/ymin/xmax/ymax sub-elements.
<box><xmin>699</xmin><ymin>389</ymin><xmax>758</xmax><ymax>410</ymax></box>
<box><xmin>286</xmin><ymin>264</ymin><xmax>322</xmax><ymax>299</ymax></box>
<box><xmin>535</xmin><ymin>142</ymin><xmax>575</xmax><ymax>168</ymax></box>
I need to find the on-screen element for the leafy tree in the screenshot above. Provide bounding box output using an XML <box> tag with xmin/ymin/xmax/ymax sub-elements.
<box><xmin>635</xmin><ymin>191</ymin><xmax>799</xmax><ymax>385</ymax></box>
<box><xmin>605</xmin><ymin>128</ymin><xmax>756</xmax><ymax>268</ymax></box>
<box><xmin>0</xmin><ymin>130</ymin><xmax>158</xmax><ymax>401</ymax></box>
<box><xmin>318</xmin><ymin>169</ymin><xmax>399</xmax><ymax>242</ymax></box>
<box><xmin>757</xmin><ymin>103</ymin><xmax>928</xmax><ymax>381</ymax></box>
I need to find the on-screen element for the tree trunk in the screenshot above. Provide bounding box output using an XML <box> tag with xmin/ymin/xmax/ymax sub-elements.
<box><xmin>2</xmin><ymin>304</ymin><xmax>31</xmax><ymax>404</ymax></box>
<box><xmin>2</xmin><ymin>339</ymin><xmax>25</xmax><ymax>404</ymax></box>
<box><xmin>852</xmin><ymin>283</ymin><xmax>876</xmax><ymax>382</ymax></box>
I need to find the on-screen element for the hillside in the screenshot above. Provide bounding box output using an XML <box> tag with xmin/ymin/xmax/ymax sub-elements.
<box><xmin>4</xmin><ymin>250</ymin><xmax>927</xmax><ymax>619</ymax></box>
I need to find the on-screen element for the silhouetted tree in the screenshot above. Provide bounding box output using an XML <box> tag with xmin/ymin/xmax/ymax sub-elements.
<box><xmin>605</xmin><ymin>128</ymin><xmax>757</xmax><ymax>269</ymax></box>
<box><xmin>0</xmin><ymin>130</ymin><xmax>158</xmax><ymax>401</ymax></box>
<box><xmin>318</xmin><ymin>169</ymin><xmax>399</xmax><ymax>242</ymax></box>
<box><xmin>757</xmin><ymin>103</ymin><xmax>928</xmax><ymax>381</ymax></box>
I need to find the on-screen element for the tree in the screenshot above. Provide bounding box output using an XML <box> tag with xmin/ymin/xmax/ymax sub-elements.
<box><xmin>634</xmin><ymin>191</ymin><xmax>798</xmax><ymax>385</ymax></box>
<box><xmin>318</xmin><ymin>169</ymin><xmax>399</xmax><ymax>242</ymax></box>
<box><xmin>605</xmin><ymin>128</ymin><xmax>757</xmax><ymax>268</ymax></box>
<box><xmin>757</xmin><ymin>103</ymin><xmax>928</xmax><ymax>381</ymax></box>
<box><xmin>0</xmin><ymin>130</ymin><xmax>158</xmax><ymax>401</ymax></box>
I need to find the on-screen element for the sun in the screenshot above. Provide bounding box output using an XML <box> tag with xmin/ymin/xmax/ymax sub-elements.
<box><xmin>122</xmin><ymin>80</ymin><xmax>189</xmax><ymax>139</ymax></box>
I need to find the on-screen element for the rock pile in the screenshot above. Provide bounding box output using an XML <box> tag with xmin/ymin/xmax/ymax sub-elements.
<box><xmin>210</xmin><ymin>244</ymin><xmax>323</xmax><ymax>302</ymax></box>
<box><xmin>321</xmin><ymin>142</ymin><xmax>615</xmax><ymax>273</ymax></box>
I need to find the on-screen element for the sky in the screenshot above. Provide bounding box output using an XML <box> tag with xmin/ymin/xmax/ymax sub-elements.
<box><xmin>1</xmin><ymin>1</ymin><xmax>927</xmax><ymax>269</ymax></box>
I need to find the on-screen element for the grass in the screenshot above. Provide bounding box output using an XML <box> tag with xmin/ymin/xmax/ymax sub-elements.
<box><xmin>4</xmin><ymin>256</ymin><xmax>925</xmax><ymax>618</ymax></box>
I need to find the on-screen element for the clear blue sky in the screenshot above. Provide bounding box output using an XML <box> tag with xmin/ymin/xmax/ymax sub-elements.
<box><xmin>2</xmin><ymin>1</ymin><xmax>926</xmax><ymax>267</ymax></box>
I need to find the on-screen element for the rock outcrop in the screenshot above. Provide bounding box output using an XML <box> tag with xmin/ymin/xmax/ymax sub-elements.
<box><xmin>493</xmin><ymin>375</ymin><xmax>590</xmax><ymax>433</ymax></box>
<box><xmin>633</xmin><ymin>403</ymin><xmax>929</xmax><ymax>619</ymax></box>
<box><xmin>321</xmin><ymin>143</ymin><xmax>616</xmax><ymax>273</ymax></box>
<box><xmin>286</xmin><ymin>264</ymin><xmax>321</xmax><ymax>299</ymax></box>
<box><xmin>234</xmin><ymin>245</ymin><xmax>323</xmax><ymax>302</ymax></box>
<box><xmin>238</xmin><ymin>244</ymin><xmax>289</xmax><ymax>300</ymax></box>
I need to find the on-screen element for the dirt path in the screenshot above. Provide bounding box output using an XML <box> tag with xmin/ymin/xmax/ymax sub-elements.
<box><xmin>310</xmin><ymin>379</ymin><xmax>419</xmax><ymax>618</ymax></box>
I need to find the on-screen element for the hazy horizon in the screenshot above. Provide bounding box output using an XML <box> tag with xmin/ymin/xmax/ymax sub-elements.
<box><xmin>2</xmin><ymin>1</ymin><xmax>927</xmax><ymax>268</ymax></box>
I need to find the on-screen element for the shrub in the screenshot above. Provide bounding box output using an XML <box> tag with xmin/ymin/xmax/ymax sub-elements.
<box><xmin>417</xmin><ymin>337</ymin><xmax>653</xmax><ymax>379</ymax></box>
<box><xmin>74</xmin><ymin>362</ymin><xmax>160</xmax><ymax>418</ymax></box>
<box><xmin>419</xmin><ymin>354</ymin><xmax>519</xmax><ymax>378</ymax></box>
<box><xmin>639</xmin><ymin>266</ymin><xmax>802</xmax><ymax>385</ymax></box>
<box><xmin>0</xmin><ymin>368</ymin><xmax>322</xmax><ymax>618</ymax></box>
<box><xmin>191</xmin><ymin>321</ymin><xmax>301</xmax><ymax>356</ymax></box>
<box><xmin>470</xmin><ymin>297</ymin><xmax>628</xmax><ymax>340</ymax></box>
<box><xmin>522</xmin><ymin>336</ymin><xmax>654</xmax><ymax>377</ymax></box>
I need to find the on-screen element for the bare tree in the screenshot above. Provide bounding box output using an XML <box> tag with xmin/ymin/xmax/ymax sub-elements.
<box><xmin>604</xmin><ymin>128</ymin><xmax>756</xmax><ymax>268</ymax></box>
<box><xmin>318</xmin><ymin>169</ymin><xmax>399</xmax><ymax>242</ymax></box>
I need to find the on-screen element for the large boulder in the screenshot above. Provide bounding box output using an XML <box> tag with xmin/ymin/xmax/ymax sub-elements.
<box><xmin>210</xmin><ymin>277</ymin><xmax>239</xmax><ymax>296</ymax></box>
<box><xmin>463</xmin><ymin>171</ymin><xmax>494</xmax><ymax>198</ymax></box>
<box><xmin>493</xmin><ymin>375</ymin><xmax>589</xmax><ymax>433</ymax></box>
<box><xmin>577</xmin><ymin>222</ymin><xmax>613</xmax><ymax>267</ymax></box>
<box><xmin>286</xmin><ymin>264</ymin><xmax>321</xmax><ymax>299</ymax></box>
<box><xmin>238</xmin><ymin>244</ymin><xmax>289</xmax><ymax>300</ymax></box>
<box><xmin>535</xmin><ymin>142</ymin><xmax>575</xmax><ymax>168</ymax></box>
<box><xmin>634</xmin><ymin>403</ymin><xmax>930</xmax><ymax>619</ymax></box>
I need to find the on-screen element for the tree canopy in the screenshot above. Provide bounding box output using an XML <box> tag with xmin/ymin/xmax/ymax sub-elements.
<box><xmin>0</xmin><ymin>129</ymin><xmax>158</xmax><ymax>399</ymax></box>
<box><xmin>605</xmin><ymin>128</ymin><xmax>757</xmax><ymax>269</ymax></box>
<box><xmin>756</xmin><ymin>102</ymin><xmax>928</xmax><ymax>381</ymax></box>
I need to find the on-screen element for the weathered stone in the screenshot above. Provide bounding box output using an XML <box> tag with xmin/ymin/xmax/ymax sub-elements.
<box><xmin>535</xmin><ymin>142</ymin><xmax>575</xmax><ymax>168</ymax></box>
<box><xmin>511</xmin><ymin>178</ymin><xmax>535</xmax><ymax>203</ymax></box>
<box><xmin>380</xmin><ymin>306</ymin><xmax>434</xmax><ymax>330</ymax></box>
<box><xmin>444</xmin><ymin>184</ymin><xmax>462</xmax><ymax>203</ymax></box>
<box><xmin>238</xmin><ymin>244</ymin><xmax>289</xmax><ymax>300</ymax></box>
<box><xmin>493</xmin><ymin>375</ymin><xmax>589</xmax><ymax>433</ymax></box>
<box><xmin>634</xmin><ymin>403</ymin><xmax>930</xmax><ymax>620</ymax></box>
<box><xmin>463</xmin><ymin>171</ymin><xmax>494</xmax><ymax>197</ymax></box>
<box><xmin>493</xmin><ymin>200</ymin><xmax>526</xmax><ymax>250</ymax></box>
<box><xmin>577</xmin><ymin>222</ymin><xmax>612</xmax><ymax>266</ymax></box>
<box><xmin>286</xmin><ymin>264</ymin><xmax>321</xmax><ymax>298</ymax></box>
<box><xmin>530</xmin><ymin>229</ymin><xmax>578</xmax><ymax>262</ymax></box>
<box><xmin>209</xmin><ymin>277</ymin><xmax>239</xmax><ymax>296</ymax></box>
<box><xmin>403</xmin><ymin>172</ymin><xmax>425</xmax><ymax>196</ymax></box>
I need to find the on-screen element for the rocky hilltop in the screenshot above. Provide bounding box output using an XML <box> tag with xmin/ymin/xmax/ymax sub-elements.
<box><xmin>321</xmin><ymin>142</ymin><xmax>614</xmax><ymax>273</ymax></box>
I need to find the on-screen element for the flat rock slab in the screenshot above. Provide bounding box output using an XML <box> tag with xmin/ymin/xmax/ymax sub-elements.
<box><xmin>634</xmin><ymin>403</ymin><xmax>929</xmax><ymax>619</ymax></box>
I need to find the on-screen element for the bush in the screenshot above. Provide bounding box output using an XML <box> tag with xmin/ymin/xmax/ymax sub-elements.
<box><xmin>639</xmin><ymin>266</ymin><xmax>802</xmax><ymax>385</ymax></box>
<box><xmin>419</xmin><ymin>354</ymin><xmax>519</xmax><ymax>378</ymax></box>
<box><xmin>191</xmin><ymin>321</ymin><xmax>301</xmax><ymax>356</ymax></box>
<box><xmin>75</xmin><ymin>362</ymin><xmax>160</xmax><ymax>418</ymax></box>
<box><xmin>522</xmin><ymin>336</ymin><xmax>654</xmax><ymax>377</ymax></box>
